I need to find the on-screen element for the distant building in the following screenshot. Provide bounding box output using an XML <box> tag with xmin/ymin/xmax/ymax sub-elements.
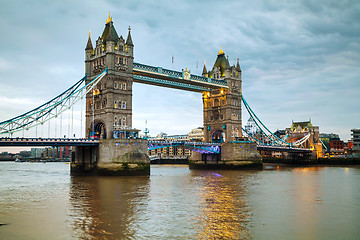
<box><xmin>286</xmin><ymin>120</ymin><xmax>322</xmax><ymax>157</ymax></box>
<box><xmin>188</xmin><ymin>127</ymin><xmax>204</xmax><ymax>141</ymax></box>
<box><xmin>244</xmin><ymin>117</ymin><xmax>257</xmax><ymax>136</ymax></box>
<box><xmin>30</xmin><ymin>148</ymin><xmax>45</xmax><ymax>159</ymax></box>
<box><xmin>319</xmin><ymin>133</ymin><xmax>340</xmax><ymax>152</ymax></box>
<box><xmin>274</xmin><ymin>129</ymin><xmax>286</xmax><ymax>138</ymax></box>
<box><xmin>19</xmin><ymin>151</ymin><xmax>31</xmax><ymax>158</ymax></box>
<box><xmin>59</xmin><ymin>146</ymin><xmax>72</xmax><ymax>159</ymax></box>
<box><xmin>351</xmin><ymin>129</ymin><xmax>360</xmax><ymax>154</ymax></box>
<box><xmin>148</xmin><ymin>127</ymin><xmax>205</xmax><ymax>158</ymax></box>
<box><xmin>330</xmin><ymin>139</ymin><xmax>345</xmax><ymax>155</ymax></box>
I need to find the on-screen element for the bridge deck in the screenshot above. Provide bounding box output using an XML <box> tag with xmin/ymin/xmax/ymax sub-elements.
<box><xmin>257</xmin><ymin>145</ymin><xmax>312</xmax><ymax>153</ymax></box>
<box><xmin>0</xmin><ymin>138</ymin><xmax>99</xmax><ymax>147</ymax></box>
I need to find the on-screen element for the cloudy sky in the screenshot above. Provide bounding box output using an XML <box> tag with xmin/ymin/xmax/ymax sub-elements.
<box><xmin>0</xmin><ymin>0</ymin><xmax>359</xmax><ymax>151</ymax></box>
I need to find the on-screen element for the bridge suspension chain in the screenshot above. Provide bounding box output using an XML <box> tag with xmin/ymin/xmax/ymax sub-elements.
<box><xmin>0</xmin><ymin>68</ymin><xmax>108</xmax><ymax>136</ymax></box>
<box><xmin>241</xmin><ymin>95</ymin><xmax>290</xmax><ymax>146</ymax></box>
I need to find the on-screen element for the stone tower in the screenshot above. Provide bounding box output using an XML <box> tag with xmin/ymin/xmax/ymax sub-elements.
<box><xmin>202</xmin><ymin>48</ymin><xmax>243</xmax><ymax>143</ymax></box>
<box><xmin>85</xmin><ymin>14</ymin><xmax>134</xmax><ymax>139</ymax></box>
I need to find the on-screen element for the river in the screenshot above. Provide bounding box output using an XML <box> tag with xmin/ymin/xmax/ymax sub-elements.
<box><xmin>0</xmin><ymin>162</ymin><xmax>359</xmax><ymax>239</ymax></box>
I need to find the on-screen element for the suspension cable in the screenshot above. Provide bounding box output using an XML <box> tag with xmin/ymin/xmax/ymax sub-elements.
<box><xmin>71</xmin><ymin>104</ymin><xmax>74</xmax><ymax>138</ymax></box>
<box><xmin>80</xmin><ymin>96</ymin><xmax>83</xmax><ymax>138</ymax></box>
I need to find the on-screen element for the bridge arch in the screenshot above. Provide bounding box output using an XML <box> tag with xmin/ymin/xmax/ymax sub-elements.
<box><xmin>212</xmin><ymin>130</ymin><xmax>225</xmax><ymax>143</ymax></box>
<box><xmin>89</xmin><ymin>121</ymin><xmax>107</xmax><ymax>139</ymax></box>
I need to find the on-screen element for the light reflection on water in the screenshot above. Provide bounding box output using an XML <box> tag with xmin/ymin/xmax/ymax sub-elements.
<box><xmin>1</xmin><ymin>163</ymin><xmax>360</xmax><ymax>240</ymax></box>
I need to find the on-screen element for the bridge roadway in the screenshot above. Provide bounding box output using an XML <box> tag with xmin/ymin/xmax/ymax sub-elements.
<box><xmin>0</xmin><ymin>138</ymin><xmax>312</xmax><ymax>154</ymax></box>
<box><xmin>257</xmin><ymin>144</ymin><xmax>312</xmax><ymax>153</ymax></box>
<box><xmin>0</xmin><ymin>137</ymin><xmax>99</xmax><ymax>147</ymax></box>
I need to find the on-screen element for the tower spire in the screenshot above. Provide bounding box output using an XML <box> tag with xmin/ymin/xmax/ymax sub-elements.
<box><xmin>85</xmin><ymin>30</ymin><xmax>93</xmax><ymax>50</ymax></box>
<box><xmin>236</xmin><ymin>57</ymin><xmax>241</xmax><ymax>72</ymax></box>
<box><xmin>126</xmin><ymin>26</ymin><xmax>134</xmax><ymax>46</ymax></box>
<box><xmin>202</xmin><ymin>60</ymin><xmax>208</xmax><ymax>76</ymax></box>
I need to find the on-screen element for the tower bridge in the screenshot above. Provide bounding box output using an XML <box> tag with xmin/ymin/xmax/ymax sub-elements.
<box><xmin>0</xmin><ymin>14</ymin><xmax>316</xmax><ymax>175</ymax></box>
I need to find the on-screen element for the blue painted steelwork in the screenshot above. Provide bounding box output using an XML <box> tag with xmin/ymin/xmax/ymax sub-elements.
<box><xmin>242</xmin><ymin>95</ymin><xmax>290</xmax><ymax>146</ymax></box>
<box><xmin>0</xmin><ymin>137</ymin><xmax>99</xmax><ymax>147</ymax></box>
<box><xmin>0</xmin><ymin>69</ymin><xmax>108</xmax><ymax>135</ymax></box>
<box><xmin>133</xmin><ymin>75</ymin><xmax>211</xmax><ymax>92</ymax></box>
<box><xmin>257</xmin><ymin>144</ymin><xmax>312</xmax><ymax>153</ymax></box>
<box><xmin>148</xmin><ymin>140</ymin><xmax>221</xmax><ymax>154</ymax></box>
<box><xmin>133</xmin><ymin>62</ymin><xmax>228</xmax><ymax>92</ymax></box>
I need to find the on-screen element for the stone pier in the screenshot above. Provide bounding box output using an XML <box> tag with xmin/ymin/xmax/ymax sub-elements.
<box><xmin>71</xmin><ymin>139</ymin><xmax>150</xmax><ymax>176</ymax></box>
<box><xmin>189</xmin><ymin>142</ymin><xmax>262</xmax><ymax>170</ymax></box>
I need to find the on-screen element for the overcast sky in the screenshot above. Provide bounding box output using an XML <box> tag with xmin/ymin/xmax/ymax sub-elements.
<box><xmin>0</xmin><ymin>0</ymin><xmax>359</xmax><ymax>152</ymax></box>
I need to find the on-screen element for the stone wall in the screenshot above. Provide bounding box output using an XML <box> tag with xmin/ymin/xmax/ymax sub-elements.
<box><xmin>97</xmin><ymin>138</ymin><xmax>150</xmax><ymax>175</ymax></box>
<box><xmin>189</xmin><ymin>142</ymin><xmax>262</xmax><ymax>169</ymax></box>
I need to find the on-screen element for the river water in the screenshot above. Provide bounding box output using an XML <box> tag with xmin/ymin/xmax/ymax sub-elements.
<box><xmin>0</xmin><ymin>162</ymin><xmax>359</xmax><ymax>240</ymax></box>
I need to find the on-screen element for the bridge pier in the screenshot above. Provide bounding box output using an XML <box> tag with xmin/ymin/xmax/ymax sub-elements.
<box><xmin>189</xmin><ymin>142</ymin><xmax>262</xmax><ymax>170</ymax></box>
<box><xmin>72</xmin><ymin>139</ymin><xmax>150</xmax><ymax>176</ymax></box>
<box><xmin>71</xmin><ymin>146</ymin><xmax>98</xmax><ymax>176</ymax></box>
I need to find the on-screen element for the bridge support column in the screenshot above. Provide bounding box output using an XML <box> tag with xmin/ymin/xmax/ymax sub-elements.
<box><xmin>72</xmin><ymin>139</ymin><xmax>150</xmax><ymax>176</ymax></box>
<box><xmin>71</xmin><ymin>146</ymin><xmax>99</xmax><ymax>176</ymax></box>
<box><xmin>97</xmin><ymin>139</ymin><xmax>150</xmax><ymax>176</ymax></box>
<box><xmin>189</xmin><ymin>142</ymin><xmax>262</xmax><ymax>170</ymax></box>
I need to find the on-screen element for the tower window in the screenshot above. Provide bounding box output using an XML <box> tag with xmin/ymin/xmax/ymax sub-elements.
<box><xmin>122</xmin><ymin>117</ymin><xmax>127</xmax><ymax>127</ymax></box>
<box><xmin>114</xmin><ymin>81</ymin><xmax>118</xmax><ymax>89</ymax></box>
<box><xmin>123</xmin><ymin>82</ymin><xmax>127</xmax><ymax>90</ymax></box>
<box><xmin>122</xmin><ymin>101</ymin><xmax>126</xmax><ymax>109</ymax></box>
<box><xmin>114</xmin><ymin>101</ymin><xmax>117</xmax><ymax>109</ymax></box>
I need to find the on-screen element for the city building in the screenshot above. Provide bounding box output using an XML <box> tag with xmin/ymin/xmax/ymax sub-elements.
<box><xmin>59</xmin><ymin>146</ymin><xmax>72</xmax><ymax>159</ymax></box>
<box><xmin>30</xmin><ymin>148</ymin><xmax>45</xmax><ymax>159</ymax></box>
<box><xmin>188</xmin><ymin>127</ymin><xmax>204</xmax><ymax>142</ymax></box>
<box><xmin>148</xmin><ymin>127</ymin><xmax>204</xmax><ymax>158</ymax></box>
<box><xmin>351</xmin><ymin>129</ymin><xmax>360</xmax><ymax>154</ymax></box>
<box><xmin>244</xmin><ymin>117</ymin><xmax>257</xmax><ymax>136</ymax></box>
<box><xmin>285</xmin><ymin>120</ymin><xmax>322</xmax><ymax>157</ymax></box>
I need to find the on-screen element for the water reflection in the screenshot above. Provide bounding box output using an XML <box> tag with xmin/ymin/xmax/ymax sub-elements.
<box><xmin>192</xmin><ymin>171</ymin><xmax>254</xmax><ymax>240</ymax></box>
<box><xmin>69</xmin><ymin>176</ymin><xmax>150</xmax><ymax>239</ymax></box>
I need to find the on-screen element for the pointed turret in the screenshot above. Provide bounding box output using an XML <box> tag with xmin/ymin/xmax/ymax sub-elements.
<box><xmin>225</xmin><ymin>55</ymin><xmax>230</xmax><ymax>69</ymax></box>
<box><xmin>210</xmin><ymin>47</ymin><xmax>229</xmax><ymax>78</ymax></box>
<box><xmin>236</xmin><ymin>58</ymin><xmax>241</xmax><ymax>72</ymax></box>
<box><xmin>126</xmin><ymin>26</ymin><xmax>134</xmax><ymax>46</ymax></box>
<box><xmin>101</xmin><ymin>13</ymin><xmax>119</xmax><ymax>43</ymax></box>
<box><xmin>85</xmin><ymin>31</ymin><xmax>93</xmax><ymax>50</ymax></box>
<box><xmin>202</xmin><ymin>61</ymin><xmax>208</xmax><ymax>75</ymax></box>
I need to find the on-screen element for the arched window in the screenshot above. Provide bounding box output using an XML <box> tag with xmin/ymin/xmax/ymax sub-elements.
<box><xmin>123</xmin><ymin>82</ymin><xmax>127</xmax><ymax>90</ymax></box>
<box><xmin>122</xmin><ymin>101</ymin><xmax>126</xmax><ymax>109</ymax></box>
<box><xmin>122</xmin><ymin>116</ymin><xmax>126</xmax><ymax>127</ymax></box>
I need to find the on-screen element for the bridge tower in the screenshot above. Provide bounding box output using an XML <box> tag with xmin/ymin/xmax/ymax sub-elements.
<box><xmin>189</xmin><ymin>48</ymin><xmax>262</xmax><ymax>169</ymax></box>
<box><xmin>72</xmin><ymin>14</ymin><xmax>149</xmax><ymax>176</ymax></box>
<box><xmin>202</xmin><ymin>48</ymin><xmax>243</xmax><ymax>143</ymax></box>
<box><xmin>84</xmin><ymin>14</ymin><xmax>134</xmax><ymax>139</ymax></box>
